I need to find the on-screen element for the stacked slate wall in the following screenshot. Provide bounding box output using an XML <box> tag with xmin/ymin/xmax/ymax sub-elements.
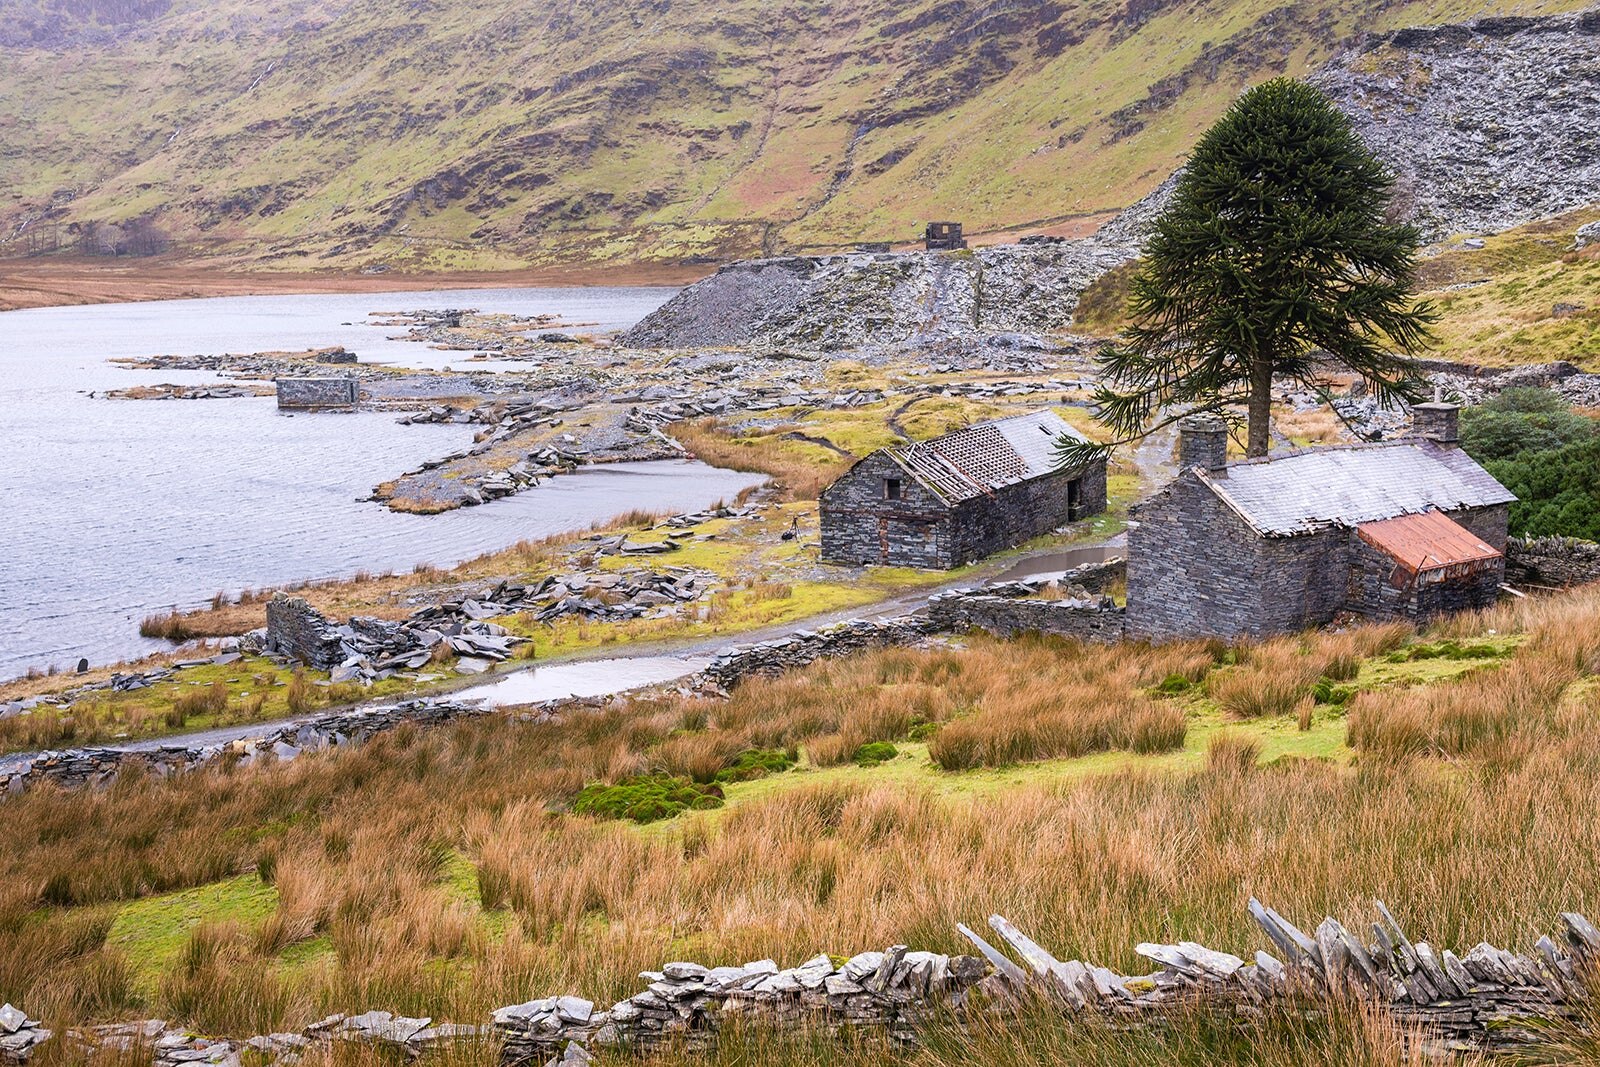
<box><xmin>1127</xmin><ymin>476</ymin><xmax>1274</xmax><ymax>641</ymax></box>
<box><xmin>945</xmin><ymin>462</ymin><xmax>1106</xmax><ymax>567</ymax></box>
<box><xmin>1507</xmin><ymin>536</ymin><xmax>1600</xmax><ymax>587</ymax></box>
<box><xmin>264</xmin><ymin>594</ymin><xmax>346</xmax><ymax>669</ymax></box>
<box><xmin>927</xmin><ymin>593</ymin><xmax>1125</xmax><ymax>641</ymax></box>
<box><xmin>276</xmin><ymin>377</ymin><xmax>357</xmax><ymax>410</ymax></box>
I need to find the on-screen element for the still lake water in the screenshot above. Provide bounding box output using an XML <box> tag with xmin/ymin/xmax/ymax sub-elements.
<box><xmin>0</xmin><ymin>286</ymin><xmax>764</xmax><ymax>678</ymax></box>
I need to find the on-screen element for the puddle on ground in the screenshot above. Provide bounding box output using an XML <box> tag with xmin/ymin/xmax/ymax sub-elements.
<box><xmin>453</xmin><ymin>655</ymin><xmax>712</xmax><ymax>707</ymax></box>
<box><xmin>994</xmin><ymin>545</ymin><xmax>1120</xmax><ymax>582</ymax></box>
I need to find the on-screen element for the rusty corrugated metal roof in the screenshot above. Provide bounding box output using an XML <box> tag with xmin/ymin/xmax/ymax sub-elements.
<box><xmin>1197</xmin><ymin>441</ymin><xmax>1516</xmax><ymax>536</ymax></box>
<box><xmin>1357</xmin><ymin>510</ymin><xmax>1503</xmax><ymax>574</ymax></box>
<box><xmin>885</xmin><ymin>410</ymin><xmax>1087</xmax><ymax>504</ymax></box>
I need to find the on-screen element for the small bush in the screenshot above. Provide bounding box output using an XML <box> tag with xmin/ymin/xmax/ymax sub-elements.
<box><xmin>1153</xmin><ymin>673</ymin><xmax>1193</xmax><ymax>695</ymax></box>
<box><xmin>853</xmin><ymin>741</ymin><xmax>898</xmax><ymax>766</ymax></box>
<box><xmin>1206</xmin><ymin>731</ymin><xmax>1261</xmax><ymax>775</ymax></box>
<box><xmin>168</xmin><ymin>682</ymin><xmax>228</xmax><ymax>727</ymax></box>
<box><xmin>574</xmin><ymin>775</ymin><xmax>725</xmax><ymax>823</ymax></box>
<box><xmin>714</xmin><ymin>748</ymin><xmax>797</xmax><ymax>783</ymax></box>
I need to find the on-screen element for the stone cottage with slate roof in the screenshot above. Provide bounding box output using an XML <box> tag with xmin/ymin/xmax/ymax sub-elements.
<box><xmin>1128</xmin><ymin>403</ymin><xmax>1516</xmax><ymax>641</ymax></box>
<box><xmin>820</xmin><ymin>410</ymin><xmax>1107</xmax><ymax>568</ymax></box>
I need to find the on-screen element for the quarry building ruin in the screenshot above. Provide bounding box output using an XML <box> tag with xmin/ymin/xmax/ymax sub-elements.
<box><xmin>1128</xmin><ymin>404</ymin><xmax>1515</xmax><ymax>641</ymax></box>
<box><xmin>819</xmin><ymin>410</ymin><xmax>1108</xmax><ymax>569</ymax></box>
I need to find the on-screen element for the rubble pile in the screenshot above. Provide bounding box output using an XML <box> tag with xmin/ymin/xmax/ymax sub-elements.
<box><xmin>410</xmin><ymin>565</ymin><xmax>721</xmax><ymax>630</ymax></box>
<box><xmin>259</xmin><ymin>594</ymin><xmax>527</xmax><ymax>681</ymax></box>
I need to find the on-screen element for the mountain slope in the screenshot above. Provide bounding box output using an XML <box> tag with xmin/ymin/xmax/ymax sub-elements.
<box><xmin>0</xmin><ymin>0</ymin><xmax>1591</xmax><ymax>270</ymax></box>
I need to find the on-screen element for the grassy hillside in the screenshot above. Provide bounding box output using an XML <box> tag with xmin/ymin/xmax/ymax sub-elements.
<box><xmin>4</xmin><ymin>585</ymin><xmax>1599</xmax><ymax>1061</ymax></box>
<box><xmin>0</xmin><ymin>0</ymin><xmax>1590</xmax><ymax>271</ymax></box>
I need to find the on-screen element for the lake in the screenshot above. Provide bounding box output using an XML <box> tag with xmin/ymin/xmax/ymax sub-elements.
<box><xmin>0</xmin><ymin>286</ymin><xmax>763</xmax><ymax>678</ymax></box>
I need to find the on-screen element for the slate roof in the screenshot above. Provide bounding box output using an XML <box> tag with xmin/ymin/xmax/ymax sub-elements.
<box><xmin>1357</xmin><ymin>510</ymin><xmax>1503</xmax><ymax>574</ymax></box>
<box><xmin>1195</xmin><ymin>440</ymin><xmax>1516</xmax><ymax>536</ymax></box>
<box><xmin>886</xmin><ymin>410</ymin><xmax>1088</xmax><ymax>504</ymax></box>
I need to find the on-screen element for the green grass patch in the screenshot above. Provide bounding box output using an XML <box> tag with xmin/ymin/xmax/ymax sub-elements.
<box><xmin>107</xmin><ymin>874</ymin><xmax>279</xmax><ymax>994</ymax></box>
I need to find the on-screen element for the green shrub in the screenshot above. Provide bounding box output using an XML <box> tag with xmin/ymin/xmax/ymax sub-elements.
<box><xmin>853</xmin><ymin>741</ymin><xmax>898</xmax><ymax>767</ymax></box>
<box><xmin>714</xmin><ymin>748</ymin><xmax>797</xmax><ymax>783</ymax></box>
<box><xmin>1153</xmin><ymin>673</ymin><xmax>1193</xmax><ymax>694</ymax></box>
<box><xmin>574</xmin><ymin>775</ymin><xmax>724</xmax><ymax>823</ymax></box>
<box><xmin>1311</xmin><ymin>678</ymin><xmax>1356</xmax><ymax>706</ymax></box>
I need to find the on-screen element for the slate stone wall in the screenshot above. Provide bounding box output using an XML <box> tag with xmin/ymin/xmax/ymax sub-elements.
<box><xmin>1450</xmin><ymin>503</ymin><xmax>1511</xmax><ymax>552</ymax></box>
<box><xmin>264</xmin><ymin>594</ymin><xmax>346</xmax><ymax>669</ymax></box>
<box><xmin>820</xmin><ymin>453</ymin><xmax>954</xmax><ymax>567</ymax></box>
<box><xmin>927</xmin><ymin>593</ymin><xmax>1125</xmax><ymax>641</ymax></box>
<box><xmin>1127</xmin><ymin>476</ymin><xmax>1272</xmax><ymax>641</ymax></box>
<box><xmin>820</xmin><ymin>453</ymin><xmax>1107</xmax><ymax>570</ymax></box>
<box><xmin>276</xmin><ymin>377</ymin><xmax>357</xmax><ymax>410</ymax></box>
<box><xmin>1507</xmin><ymin>536</ymin><xmax>1600</xmax><ymax>587</ymax></box>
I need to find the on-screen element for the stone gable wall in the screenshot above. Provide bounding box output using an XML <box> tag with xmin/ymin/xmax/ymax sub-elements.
<box><xmin>820</xmin><ymin>452</ymin><xmax>953</xmax><ymax>567</ymax></box>
<box><xmin>1128</xmin><ymin>475</ymin><xmax>1270</xmax><ymax>641</ymax></box>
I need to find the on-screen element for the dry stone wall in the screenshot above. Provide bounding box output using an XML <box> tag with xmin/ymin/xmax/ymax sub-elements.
<box><xmin>2</xmin><ymin>698</ymin><xmax>499</xmax><ymax>794</ymax></box>
<box><xmin>1507</xmin><ymin>536</ymin><xmax>1600</xmax><ymax>589</ymax></box>
<box><xmin>702</xmin><ymin>615</ymin><xmax>943</xmax><ymax>688</ymax></box>
<box><xmin>6</xmin><ymin>902</ymin><xmax>1597</xmax><ymax>1065</ymax></box>
<box><xmin>926</xmin><ymin>560</ymin><xmax>1128</xmax><ymax>641</ymax></box>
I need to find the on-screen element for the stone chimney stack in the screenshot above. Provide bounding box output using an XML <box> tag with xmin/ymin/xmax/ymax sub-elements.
<box><xmin>1412</xmin><ymin>401</ymin><xmax>1460</xmax><ymax>446</ymax></box>
<box><xmin>1178</xmin><ymin>414</ymin><xmax>1229</xmax><ymax>473</ymax></box>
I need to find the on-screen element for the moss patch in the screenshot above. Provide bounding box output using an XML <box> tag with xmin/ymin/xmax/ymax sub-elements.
<box><xmin>107</xmin><ymin>874</ymin><xmax>279</xmax><ymax>993</ymax></box>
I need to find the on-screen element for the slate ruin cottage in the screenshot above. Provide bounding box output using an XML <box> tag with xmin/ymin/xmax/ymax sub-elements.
<box><xmin>820</xmin><ymin>410</ymin><xmax>1107</xmax><ymax>569</ymax></box>
<box><xmin>1127</xmin><ymin>404</ymin><xmax>1515</xmax><ymax>641</ymax></box>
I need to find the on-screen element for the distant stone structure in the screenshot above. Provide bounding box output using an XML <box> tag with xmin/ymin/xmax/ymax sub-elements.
<box><xmin>819</xmin><ymin>410</ymin><xmax>1107</xmax><ymax>569</ymax></box>
<box><xmin>1128</xmin><ymin>404</ymin><xmax>1515</xmax><ymax>641</ymax></box>
<box><xmin>276</xmin><ymin>376</ymin><xmax>357</xmax><ymax>410</ymax></box>
<box><xmin>923</xmin><ymin>221</ymin><xmax>967</xmax><ymax>250</ymax></box>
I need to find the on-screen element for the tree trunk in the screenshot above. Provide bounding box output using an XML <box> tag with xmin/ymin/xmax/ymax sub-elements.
<box><xmin>1246</xmin><ymin>356</ymin><xmax>1274</xmax><ymax>458</ymax></box>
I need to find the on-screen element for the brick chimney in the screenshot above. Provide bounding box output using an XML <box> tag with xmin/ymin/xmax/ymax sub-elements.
<box><xmin>1412</xmin><ymin>401</ymin><xmax>1460</xmax><ymax>445</ymax></box>
<box><xmin>1178</xmin><ymin>414</ymin><xmax>1229</xmax><ymax>472</ymax></box>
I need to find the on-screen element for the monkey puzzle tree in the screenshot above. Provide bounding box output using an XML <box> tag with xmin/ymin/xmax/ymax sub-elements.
<box><xmin>1060</xmin><ymin>77</ymin><xmax>1435</xmax><ymax>466</ymax></box>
